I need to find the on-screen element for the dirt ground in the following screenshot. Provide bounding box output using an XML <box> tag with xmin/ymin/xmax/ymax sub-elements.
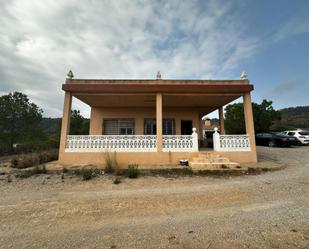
<box><xmin>0</xmin><ymin>146</ymin><xmax>309</xmax><ymax>249</ymax></box>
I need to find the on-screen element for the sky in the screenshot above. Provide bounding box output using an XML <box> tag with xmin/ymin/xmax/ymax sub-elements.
<box><xmin>0</xmin><ymin>0</ymin><xmax>308</xmax><ymax>118</ymax></box>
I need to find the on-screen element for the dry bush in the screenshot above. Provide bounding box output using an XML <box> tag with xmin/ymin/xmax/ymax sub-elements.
<box><xmin>104</xmin><ymin>152</ymin><xmax>119</xmax><ymax>174</ymax></box>
<box><xmin>127</xmin><ymin>164</ymin><xmax>139</xmax><ymax>178</ymax></box>
<box><xmin>11</xmin><ymin>149</ymin><xmax>58</xmax><ymax>169</ymax></box>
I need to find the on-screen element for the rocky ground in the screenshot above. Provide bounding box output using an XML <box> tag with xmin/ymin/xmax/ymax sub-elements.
<box><xmin>0</xmin><ymin>146</ymin><xmax>308</xmax><ymax>249</ymax></box>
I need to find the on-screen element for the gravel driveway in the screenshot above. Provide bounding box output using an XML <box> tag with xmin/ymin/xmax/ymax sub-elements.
<box><xmin>0</xmin><ymin>146</ymin><xmax>308</xmax><ymax>249</ymax></box>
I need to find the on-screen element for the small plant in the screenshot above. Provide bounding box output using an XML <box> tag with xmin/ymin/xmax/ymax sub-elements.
<box><xmin>113</xmin><ymin>177</ymin><xmax>121</xmax><ymax>184</ymax></box>
<box><xmin>62</xmin><ymin>167</ymin><xmax>68</xmax><ymax>173</ymax></box>
<box><xmin>221</xmin><ymin>164</ymin><xmax>229</xmax><ymax>169</ymax></box>
<box><xmin>7</xmin><ymin>174</ymin><xmax>12</xmax><ymax>183</ymax></box>
<box><xmin>104</xmin><ymin>152</ymin><xmax>118</xmax><ymax>174</ymax></box>
<box><xmin>236</xmin><ymin>165</ymin><xmax>242</xmax><ymax>168</ymax></box>
<box><xmin>34</xmin><ymin>164</ymin><xmax>47</xmax><ymax>174</ymax></box>
<box><xmin>127</xmin><ymin>164</ymin><xmax>139</xmax><ymax>178</ymax></box>
<box><xmin>74</xmin><ymin>169</ymin><xmax>81</xmax><ymax>176</ymax></box>
<box><xmin>11</xmin><ymin>157</ymin><xmax>18</xmax><ymax>167</ymax></box>
<box><xmin>80</xmin><ymin>168</ymin><xmax>93</xmax><ymax>181</ymax></box>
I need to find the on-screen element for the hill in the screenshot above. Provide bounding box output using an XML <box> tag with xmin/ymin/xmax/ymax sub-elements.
<box><xmin>41</xmin><ymin>118</ymin><xmax>61</xmax><ymax>136</ymax></box>
<box><xmin>273</xmin><ymin>106</ymin><xmax>309</xmax><ymax>130</ymax></box>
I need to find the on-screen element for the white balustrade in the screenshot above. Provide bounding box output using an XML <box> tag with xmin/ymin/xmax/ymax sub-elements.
<box><xmin>213</xmin><ymin>128</ymin><xmax>251</xmax><ymax>151</ymax></box>
<box><xmin>162</xmin><ymin>128</ymin><xmax>199</xmax><ymax>152</ymax></box>
<box><xmin>65</xmin><ymin>135</ymin><xmax>157</xmax><ymax>152</ymax></box>
<box><xmin>65</xmin><ymin>128</ymin><xmax>199</xmax><ymax>153</ymax></box>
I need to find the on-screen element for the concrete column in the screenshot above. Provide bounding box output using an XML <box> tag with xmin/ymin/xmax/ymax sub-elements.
<box><xmin>243</xmin><ymin>92</ymin><xmax>257</xmax><ymax>162</ymax></box>
<box><xmin>218</xmin><ymin>106</ymin><xmax>225</xmax><ymax>134</ymax></box>
<box><xmin>198</xmin><ymin>114</ymin><xmax>204</xmax><ymax>140</ymax></box>
<box><xmin>89</xmin><ymin>107</ymin><xmax>102</xmax><ymax>135</ymax></box>
<box><xmin>59</xmin><ymin>92</ymin><xmax>72</xmax><ymax>161</ymax></box>
<box><xmin>156</xmin><ymin>93</ymin><xmax>163</xmax><ymax>152</ymax></box>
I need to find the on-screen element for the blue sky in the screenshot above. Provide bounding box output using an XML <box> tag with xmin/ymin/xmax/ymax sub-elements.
<box><xmin>0</xmin><ymin>0</ymin><xmax>308</xmax><ymax>117</ymax></box>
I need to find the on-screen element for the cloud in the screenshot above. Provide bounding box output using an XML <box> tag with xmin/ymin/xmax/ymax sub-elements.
<box><xmin>1</xmin><ymin>0</ymin><xmax>302</xmax><ymax>117</ymax></box>
<box><xmin>273</xmin><ymin>16</ymin><xmax>309</xmax><ymax>42</ymax></box>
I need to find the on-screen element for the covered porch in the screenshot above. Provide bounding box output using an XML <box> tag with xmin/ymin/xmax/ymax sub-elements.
<box><xmin>58</xmin><ymin>79</ymin><xmax>257</xmax><ymax>166</ymax></box>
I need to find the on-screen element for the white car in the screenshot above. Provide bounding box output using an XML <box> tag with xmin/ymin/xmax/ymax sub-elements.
<box><xmin>282</xmin><ymin>130</ymin><xmax>309</xmax><ymax>145</ymax></box>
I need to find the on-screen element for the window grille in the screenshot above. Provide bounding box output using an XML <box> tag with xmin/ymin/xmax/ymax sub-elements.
<box><xmin>103</xmin><ymin>119</ymin><xmax>134</xmax><ymax>135</ymax></box>
<box><xmin>144</xmin><ymin>118</ymin><xmax>175</xmax><ymax>135</ymax></box>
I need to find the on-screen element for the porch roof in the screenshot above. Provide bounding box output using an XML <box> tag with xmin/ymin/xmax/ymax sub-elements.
<box><xmin>62</xmin><ymin>79</ymin><xmax>254</xmax><ymax>114</ymax></box>
<box><xmin>62</xmin><ymin>79</ymin><xmax>253</xmax><ymax>94</ymax></box>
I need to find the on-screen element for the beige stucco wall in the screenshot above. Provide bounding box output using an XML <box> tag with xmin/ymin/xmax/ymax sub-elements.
<box><xmin>58</xmin><ymin>150</ymin><xmax>257</xmax><ymax>167</ymax></box>
<box><xmin>59</xmin><ymin>97</ymin><xmax>257</xmax><ymax>166</ymax></box>
<box><xmin>89</xmin><ymin>107</ymin><xmax>201</xmax><ymax>138</ymax></box>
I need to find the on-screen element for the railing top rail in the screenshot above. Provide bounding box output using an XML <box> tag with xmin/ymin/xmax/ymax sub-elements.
<box><xmin>67</xmin><ymin>135</ymin><xmax>156</xmax><ymax>137</ymax></box>
<box><xmin>163</xmin><ymin>135</ymin><xmax>193</xmax><ymax>137</ymax></box>
<box><xmin>219</xmin><ymin>134</ymin><xmax>249</xmax><ymax>137</ymax></box>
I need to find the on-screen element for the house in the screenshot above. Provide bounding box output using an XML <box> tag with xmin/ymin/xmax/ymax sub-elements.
<box><xmin>58</xmin><ymin>73</ymin><xmax>257</xmax><ymax>168</ymax></box>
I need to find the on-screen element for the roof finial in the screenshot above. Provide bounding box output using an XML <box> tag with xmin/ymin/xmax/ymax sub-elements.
<box><xmin>241</xmin><ymin>71</ymin><xmax>248</xmax><ymax>80</ymax></box>
<box><xmin>67</xmin><ymin>70</ymin><xmax>74</xmax><ymax>79</ymax></box>
<box><xmin>156</xmin><ymin>71</ymin><xmax>161</xmax><ymax>80</ymax></box>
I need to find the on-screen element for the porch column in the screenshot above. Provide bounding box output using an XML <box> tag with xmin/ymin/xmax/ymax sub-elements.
<box><xmin>59</xmin><ymin>92</ymin><xmax>72</xmax><ymax>160</ymax></box>
<box><xmin>156</xmin><ymin>93</ymin><xmax>163</xmax><ymax>152</ymax></box>
<box><xmin>243</xmin><ymin>92</ymin><xmax>257</xmax><ymax>161</ymax></box>
<box><xmin>218</xmin><ymin>106</ymin><xmax>225</xmax><ymax>134</ymax></box>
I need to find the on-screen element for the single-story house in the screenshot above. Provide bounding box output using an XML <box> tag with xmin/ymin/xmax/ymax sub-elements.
<box><xmin>58</xmin><ymin>72</ymin><xmax>257</xmax><ymax>168</ymax></box>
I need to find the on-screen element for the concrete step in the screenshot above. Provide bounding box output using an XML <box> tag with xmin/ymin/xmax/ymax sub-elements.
<box><xmin>190</xmin><ymin>162</ymin><xmax>240</xmax><ymax>170</ymax></box>
<box><xmin>197</xmin><ymin>153</ymin><xmax>220</xmax><ymax>159</ymax></box>
<box><xmin>191</xmin><ymin>157</ymin><xmax>230</xmax><ymax>163</ymax></box>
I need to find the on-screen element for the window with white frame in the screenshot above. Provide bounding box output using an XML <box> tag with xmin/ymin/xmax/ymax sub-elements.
<box><xmin>144</xmin><ymin>118</ymin><xmax>175</xmax><ymax>135</ymax></box>
<box><xmin>103</xmin><ymin>119</ymin><xmax>134</xmax><ymax>135</ymax></box>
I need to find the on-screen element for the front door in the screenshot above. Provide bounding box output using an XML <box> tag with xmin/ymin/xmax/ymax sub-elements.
<box><xmin>181</xmin><ymin>120</ymin><xmax>193</xmax><ymax>135</ymax></box>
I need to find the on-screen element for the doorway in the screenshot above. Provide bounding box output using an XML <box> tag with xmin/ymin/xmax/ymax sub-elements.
<box><xmin>181</xmin><ymin>120</ymin><xmax>193</xmax><ymax>135</ymax></box>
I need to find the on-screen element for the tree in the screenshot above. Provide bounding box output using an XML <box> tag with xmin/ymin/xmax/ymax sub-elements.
<box><xmin>225</xmin><ymin>99</ymin><xmax>281</xmax><ymax>134</ymax></box>
<box><xmin>0</xmin><ymin>92</ymin><xmax>43</xmax><ymax>152</ymax></box>
<box><xmin>70</xmin><ymin>110</ymin><xmax>89</xmax><ymax>135</ymax></box>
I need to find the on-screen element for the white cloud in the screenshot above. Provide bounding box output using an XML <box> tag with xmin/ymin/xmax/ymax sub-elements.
<box><xmin>273</xmin><ymin>16</ymin><xmax>309</xmax><ymax>42</ymax></box>
<box><xmin>0</xmin><ymin>0</ymin><xmax>290</xmax><ymax>117</ymax></box>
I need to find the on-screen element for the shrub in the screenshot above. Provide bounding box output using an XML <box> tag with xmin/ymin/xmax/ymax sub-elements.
<box><xmin>10</xmin><ymin>150</ymin><xmax>58</xmax><ymax>169</ymax></box>
<box><xmin>113</xmin><ymin>177</ymin><xmax>121</xmax><ymax>184</ymax></box>
<box><xmin>62</xmin><ymin>167</ymin><xmax>68</xmax><ymax>173</ymax></box>
<box><xmin>80</xmin><ymin>168</ymin><xmax>93</xmax><ymax>181</ymax></box>
<box><xmin>104</xmin><ymin>152</ymin><xmax>118</xmax><ymax>174</ymax></box>
<box><xmin>33</xmin><ymin>164</ymin><xmax>47</xmax><ymax>174</ymax></box>
<box><xmin>11</xmin><ymin>157</ymin><xmax>18</xmax><ymax>167</ymax></box>
<box><xmin>221</xmin><ymin>164</ymin><xmax>229</xmax><ymax>169</ymax></box>
<box><xmin>127</xmin><ymin>164</ymin><xmax>139</xmax><ymax>178</ymax></box>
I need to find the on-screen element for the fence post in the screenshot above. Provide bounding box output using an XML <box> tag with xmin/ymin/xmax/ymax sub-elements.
<box><xmin>213</xmin><ymin>127</ymin><xmax>220</xmax><ymax>151</ymax></box>
<box><xmin>192</xmin><ymin>128</ymin><xmax>199</xmax><ymax>151</ymax></box>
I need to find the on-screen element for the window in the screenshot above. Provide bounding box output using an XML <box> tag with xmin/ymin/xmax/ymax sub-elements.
<box><xmin>103</xmin><ymin>119</ymin><xmax>134</xmax><ymax>135</ymax></box>
<box><xmin>144</xmin><ymin>119</ymin><xmax>156</xmax><ymax>135</ymax></box>
<box><xmin>288</xmin><ymin>132</ymin><xmax>295</xmax><ymax>136</ymax></box>
<box><xmin>299</xmin><ymin>131</ymin><xmax>309</xmax><ymax>135</ymax></box>
<box><xmin>144</xmin><ymin>118</ymin><xmax>175</xmax><ymax>135</ymax></box>
<box><xmin>163</xmin><ymin>118</ymin><xmax>175</xmax><ymax>135</ymax></box>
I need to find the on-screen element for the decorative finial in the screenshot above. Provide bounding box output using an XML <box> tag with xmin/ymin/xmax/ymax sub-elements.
<box><xmin>156</xmin><ymin>71</ymin><xmax>161</xmax><ymax>80</ymax></box>
<box><xmin>241</xmin><ymin>71</ymin><xmax>248</xmax><ymax>80</ymax></box>
<box><xmin>67</xmin><ymin>70</ymin><xmax>74</xmax><ymax>79</ymax></box>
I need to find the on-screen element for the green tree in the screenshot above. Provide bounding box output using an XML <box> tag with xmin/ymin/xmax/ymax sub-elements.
<box><xmin>225</xmin><ymin>99</ymin><xmax>281</xmax><ymax>134</ymax></box>
<box><xmin>70</xmin><ymin>110</ymin><xmax>89</xmax><ymax>135</ymax></box>
<box><xmin>0</xmin><ymin>92</ymin><xmax>43</xmax><ymax>152</ymax></box>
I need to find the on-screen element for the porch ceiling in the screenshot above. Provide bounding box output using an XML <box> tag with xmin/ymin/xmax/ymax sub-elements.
<box><xmin>73</xmin><ymin>93</ymin><xmax>242</xmax><ymax>114</ymax></box>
